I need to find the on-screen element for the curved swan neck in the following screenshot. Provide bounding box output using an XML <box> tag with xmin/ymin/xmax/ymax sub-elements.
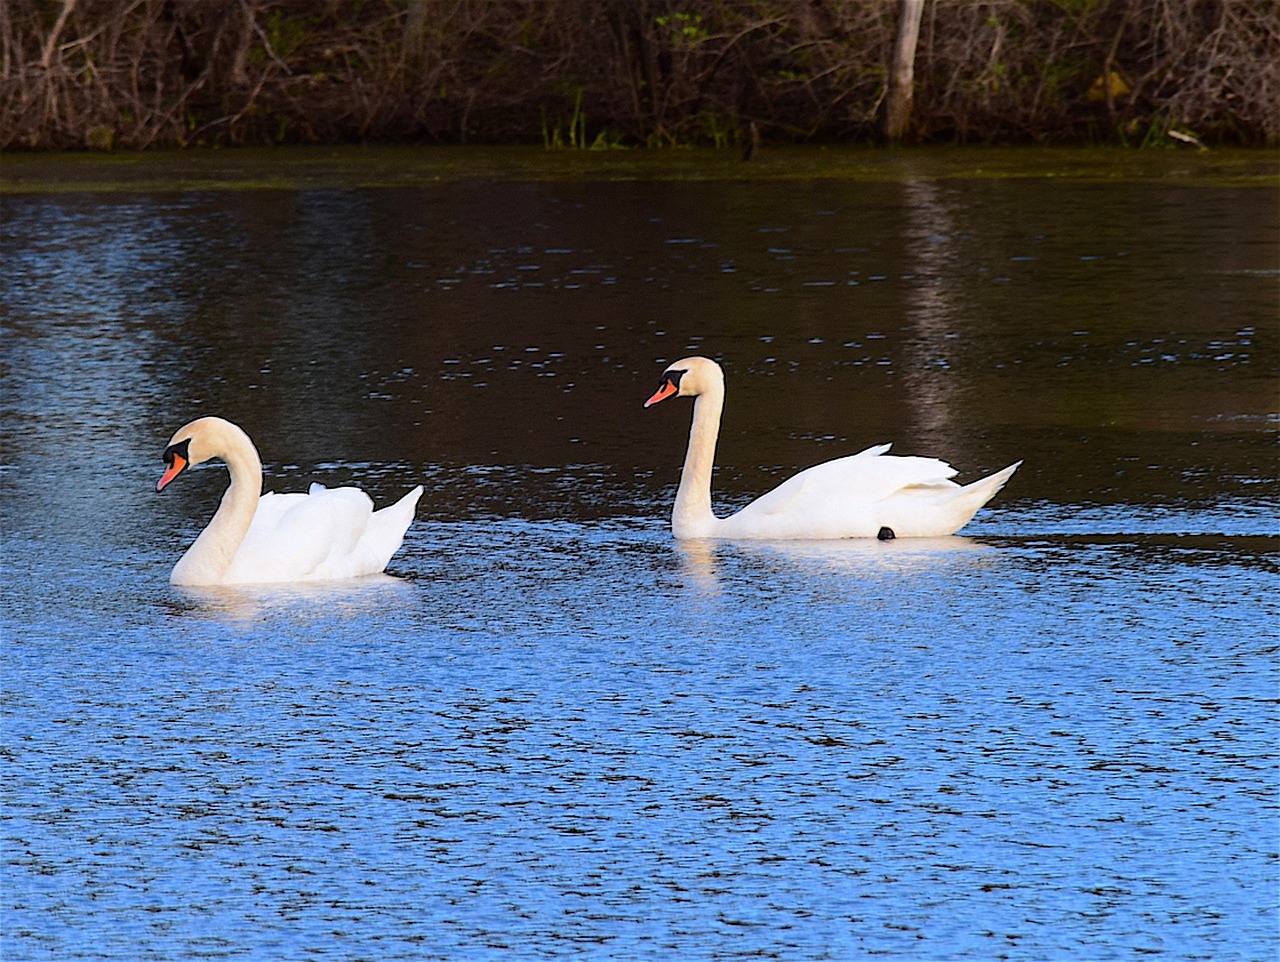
<box><xmin>673</xmin><ymin>382</ymin><xmax>723</xmax><ymax>537</ymax></box>
<box><xmin>170</xmin><ymin>425</ymin><xmax>263</xmax><ymax>585</ymax></box>
<box><xmin>216</xmin><ymin>438</ymin><xmax>263</xmax><ymax>535</ymax></box>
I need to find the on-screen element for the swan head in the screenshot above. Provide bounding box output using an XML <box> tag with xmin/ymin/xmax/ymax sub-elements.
<box><xmin>643</xmin><ymin>356</ymin><xmax>724</xmax><ymax>408</ymax></box>
<box><xmin>156</xmin><ymin>416</ymin><xmax>253</xmax><ymax>491</ymax></box>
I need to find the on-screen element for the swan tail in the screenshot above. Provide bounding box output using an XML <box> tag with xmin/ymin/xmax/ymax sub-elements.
<box><xmin>876</xmin><ymin>460</ymin><xmax>1020</xmax><ymax>538</ymax></box>
<box><xmin>854</xmin><ymin>442</ymin><xmax>893</xmax><ymax>459</ymax></box>
<box><xmin>361</xmin><ymin>485</ymin><xmax>424</xmax><ymax>571</ymax></box>
<box><xmin>945</xmin><ymin>460</ymin><xmax>1022</xmax><ymax>532</ymax></box>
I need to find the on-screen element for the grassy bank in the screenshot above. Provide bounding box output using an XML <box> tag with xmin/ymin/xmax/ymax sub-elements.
<box><xmin>4</xmin><ymin>145</ymin><xmax>1277</xmax><ymax>195</ymax></box>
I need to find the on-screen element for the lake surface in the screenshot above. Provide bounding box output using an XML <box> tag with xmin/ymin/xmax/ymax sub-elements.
<box><xmin>2</xmin><ymin>147</ymin><xmax>1277</xmax><ymax>960</ymax></box>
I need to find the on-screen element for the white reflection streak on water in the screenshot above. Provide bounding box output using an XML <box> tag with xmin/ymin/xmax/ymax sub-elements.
<box><xmin>680</xmin><ymin>534</ymin><xmax>990</xmax><ymax>585</ymax></box>
<box><xmin>900</xmin><ymin>177</ymin><xmax>965</xmax><ymax>442</ymax></box>
<box><xmin>169</xmin><ymin>575</ymin><xmax>418</xmax><ymax>626</ymax></box>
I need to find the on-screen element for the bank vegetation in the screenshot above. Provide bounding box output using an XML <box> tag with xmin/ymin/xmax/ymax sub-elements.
<box><xmin>3</xmin><ymin>0</ymin><xmax>1277</xmax><ymax>152</ymax></box>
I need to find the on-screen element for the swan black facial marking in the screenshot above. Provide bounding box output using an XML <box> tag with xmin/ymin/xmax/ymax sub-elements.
<box><xmin>163</xmin><ymin>438</ymin><xmax>191</xmax><ymax>467</ymax></box>
<box><xmin>662</xmin><ymin>369</ymin><xmax>686</xmax><ymax>390</ymax></box>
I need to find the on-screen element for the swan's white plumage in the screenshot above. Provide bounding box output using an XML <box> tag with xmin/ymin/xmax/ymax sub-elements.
<box><xmin>645</xmin><ymin>356</ymin><xmax>1020</xmax><ymax>540</ymax></box>
<box><xmin>159</xmin><ymin>416</ymin><xmax>421</xmax><ymax>586</ymax></box>
<box><xmin>224</xmin><ymin>484</ymin><xmax>420</xmax><ymax>584</ymax></box>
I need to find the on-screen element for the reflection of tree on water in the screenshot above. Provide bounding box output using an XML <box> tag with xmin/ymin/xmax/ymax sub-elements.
<box><xmin>899</xmin><ymin>176</ymin><xmax>967</xmax><ymax>448</ymax></box>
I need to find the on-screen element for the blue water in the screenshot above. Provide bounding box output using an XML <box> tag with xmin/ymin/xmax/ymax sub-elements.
<box><xmin>2</xmin><ymin>149</ymin><xmax>1277</xmax><ymax>960</ymax></box>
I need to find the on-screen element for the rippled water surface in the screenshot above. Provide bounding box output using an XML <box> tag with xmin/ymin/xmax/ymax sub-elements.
<box><xmin>2</xmin><ymin>148</ymin><xmax>1277</xmax><ymax>961</ymax></box>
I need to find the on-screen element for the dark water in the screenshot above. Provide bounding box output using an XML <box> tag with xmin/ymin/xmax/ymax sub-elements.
<box><xmin>2</xmin><ymin>148</ymin><xmax>1277</xmax><ymax>960</ymax></box>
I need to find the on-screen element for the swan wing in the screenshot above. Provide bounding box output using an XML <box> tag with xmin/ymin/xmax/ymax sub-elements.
<box><xmin>344</xmin><ymin>484</ymin><xmax>424</xmax><ymax>577</ymax></box>
<box><xmin>720</xmin><ymin>444</ymin><xmax>966</xmax><ymax>539</ymax></box>
<box><xmin>225</xmin><ymin>485</ymin><xmax>384</xmax><ymax>583</ymax></box>
<box><xmin>743</xmin><ymin>444</ymin><xmax>958</xmax><ymax>514</ymax></box>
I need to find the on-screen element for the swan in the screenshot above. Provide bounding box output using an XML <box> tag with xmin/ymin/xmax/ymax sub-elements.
<box><xmin>644</xmin><ymin>356</ymin><xmax>1020</xmax><ymax>540</ymax></box>
<box><xmin>156</xmin><ymin>416</ymin><xmax>422</xmax><ymax>586</ymax></box>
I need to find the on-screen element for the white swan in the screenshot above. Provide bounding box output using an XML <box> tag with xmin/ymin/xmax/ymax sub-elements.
<box><xmin>644</xmin><ymin>356</ymin><xmax>1020</xmax><ymax>540</ymax></box>
<box><xmin>156</xmin><ymin>416</ymin><xmax>422</xmax><ymax>586</ymax></box>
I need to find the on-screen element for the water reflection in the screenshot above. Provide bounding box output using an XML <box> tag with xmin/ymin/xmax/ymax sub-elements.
<box><xmin>4</xmin><ymin>171</ymin><xmax>1274</xmax><ymax>514</ymax></box>
<box><xmin>678</xmin><ymin>535</ymin><xmax>991</xmax><ymax>588</ymax></box>
<box><xmin>165</xmin><ymin>574</ymin><xmax>419</xmax><ymax>626</ymax></box>
<box><xmin>675</xmin><ymin>539</ymin><xmax>722</xmax><ymax>593</ymax></box>
<box><xmin>898</xmin><ymin>177</ymin><xmax>968</xmax><ymax>443</ymax></box>
<box><xmin>737</xmin><ymin>534</ymin><xmax>990</xmax><ymax>566</ymax></box>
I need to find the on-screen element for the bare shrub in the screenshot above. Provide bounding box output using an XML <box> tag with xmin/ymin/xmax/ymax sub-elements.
<box><xmin>2</xmin><ymin>0</ymin><xmax>1275</xmax><ymax>150</ymax></box>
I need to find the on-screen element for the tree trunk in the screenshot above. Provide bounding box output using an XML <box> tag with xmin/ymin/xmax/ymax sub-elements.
<box><xmin>883</xmin><ymin>0</ymin><xmax>924</xmax><ymax>143</ymax></box>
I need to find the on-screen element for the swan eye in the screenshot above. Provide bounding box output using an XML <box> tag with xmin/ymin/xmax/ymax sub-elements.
<box><xmin>157</xmin><ymin>437</ymin><xmax>194</xmax><ymax>492</ymax></box>
<box><xmin>644</xmin><ymin>368</ymin><xmax>687</xmax><ymax>408</ymax></box>
<box><xmin>163</xmin><ymin>438</ymin><xmax>191</xmax><ymax>466</ymax></box>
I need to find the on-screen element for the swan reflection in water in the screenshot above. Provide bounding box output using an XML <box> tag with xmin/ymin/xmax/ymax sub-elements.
<box><xmin>164</xmin><ymin>574</ymin><xmax>419</xmax><ymax>627</ymax></box>
<box><xmin>676</xmin><ymin>534</ymin><xmax>994</xmax><ymax>589</ymax></box>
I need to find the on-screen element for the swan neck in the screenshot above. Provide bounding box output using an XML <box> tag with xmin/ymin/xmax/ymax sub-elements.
<box><xmin>218</xmin><ymin>444</ymin><xmax>263</xmax><ymax>539</ymax></box>
<box><xmin>673</xmin><ymin>386</ymin><xmax>722</xmax><ymax>537</ymax></box>
<box><xmin>171</xmin><ymin>432</ymin><xmax>262</xmax><ymax>584</ymax></box>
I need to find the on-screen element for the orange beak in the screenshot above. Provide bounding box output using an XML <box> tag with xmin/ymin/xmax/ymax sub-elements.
<box><xmin>156</xmin><ymin>454</ymin><xmax>187</xmax><ymax>492</ymax></box>
<box><xmin>644</xmin><ymin>380</ymin><xmax>679</xmax><ymax>408</ymax></box>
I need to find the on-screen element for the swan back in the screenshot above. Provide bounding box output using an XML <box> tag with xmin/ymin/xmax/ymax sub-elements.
<box><xmin>224</xmin><ymin>483</ymin><xmax>423</xmax><ymax>584</ymax></box>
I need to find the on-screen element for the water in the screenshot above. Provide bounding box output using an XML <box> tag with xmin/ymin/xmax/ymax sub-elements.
<box><xmin>2</xmin><ymin>148</ymin><xmax>1277</xmax><ymax>960</ymax></box>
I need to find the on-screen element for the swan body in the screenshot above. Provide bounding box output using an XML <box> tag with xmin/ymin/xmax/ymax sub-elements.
<box><xmin>157</xmin><ymin>416</ymin><xmax>422</xmax><ymax>586</ymax></box>
<box><xmin>644</xmin><ymin>357</ymin><xmax>1020</xmax><ymax>540</ymax></box>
